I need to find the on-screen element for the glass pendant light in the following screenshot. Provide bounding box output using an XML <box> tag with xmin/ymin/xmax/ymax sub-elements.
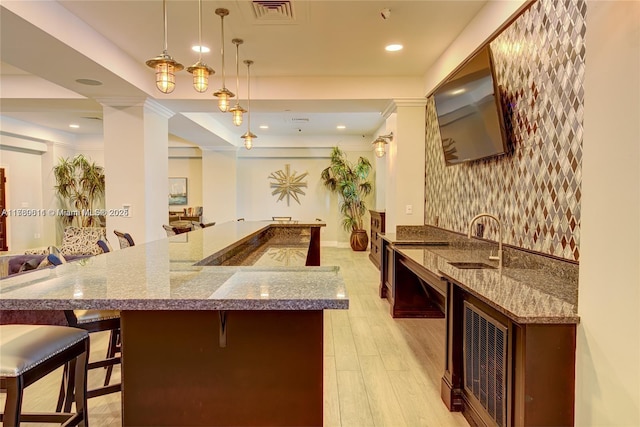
<box><xmin>213</xmin><ymin>8</ymin><xmax>234</xmax><ymax>112</ymax></box>
<box><xmin>229</xmin><ymin>39</ymin><xmax>246</xmax><ymax>126</ymax></box>
<box><xmin>145</xmin><ymin>0</ymin><xmax>183</xmax><ymax>94</ymax></box>
<box><xmin>242</xmin><ymin>60</ymin><xmax>257</xmax><ymax>150</ymax></box>
<box><xmin>186</xmin><ymin>0</ymin><xmax>214</xmax><ymax>93</ymax></box>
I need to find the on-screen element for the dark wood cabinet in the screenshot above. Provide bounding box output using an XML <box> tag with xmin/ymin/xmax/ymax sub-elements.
<box><xmin>379</xmin><ymin>241</ymin><xmax>445</xmax><ymax>319</ymax></box>
<box><xmin>441</xmin><ymin>282</ymin><xmax>576</xmax><ymax>427</ymax></box>
<box><xmin>368</xmin><ymin>210</ymin><xmax>385</xmax><ymax>269</ymax></box>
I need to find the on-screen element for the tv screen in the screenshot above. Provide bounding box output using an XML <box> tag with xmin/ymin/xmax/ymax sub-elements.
<box><xmin>433</xmin><ymin>46</ymin><xmax>508</xmax><ymax>166</ymax></box>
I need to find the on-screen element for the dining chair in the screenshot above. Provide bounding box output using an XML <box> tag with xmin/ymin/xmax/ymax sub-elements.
<box><xmin>113</xmin><ymin>230</ymin><xmax>135</xmax><ymax>249</ymax></box>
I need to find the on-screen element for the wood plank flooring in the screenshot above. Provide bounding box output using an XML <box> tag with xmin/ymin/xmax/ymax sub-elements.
<box><xmin>1</xmin><ymin>247</ymin><xmax>468</xmax><ymax>426</ymax></box>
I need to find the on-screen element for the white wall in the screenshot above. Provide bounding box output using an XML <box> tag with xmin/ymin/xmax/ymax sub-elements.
<box><xmin>235</xmin><ymin>147</ymin><xmax>375</xmax><ymax>246</ymax></box>
<box><xmin>202</xmin><ymin>150</ymin><xmax>237</xmax><ymax>224</ymax></box>
<box><xmin>0</xmin><ymin>116</ymin><xmax>86</xmax><ymax>251</ymax></box>
<box><xmin>576</xmin><ymin>1</ymin><xmax>640</xmax><ymax>425</ymax></box>
<box><xmin>168</xmin><ymin>157</ymin><xmax>203</xmax><ymax>212</ymax></box>
<box><xmin>0</xmin><ymin>146</ymin><xmax>45</xmax><ymax>251</ymax></box>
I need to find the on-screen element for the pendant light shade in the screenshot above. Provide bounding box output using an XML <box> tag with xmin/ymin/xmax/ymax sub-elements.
<box><xmin>229</xmin><ymin>39</ymin><xmax>246</xmax><ymax>126</ymax></box>
<box><xmin>186</xmin><ymin>0</ymin><xmax>214</xmax><ymax>93</ymax></box>
<box><xmin>146</xmin><ymin>0</ymin><xmax>183</xmax><ymax>94</ymax></box>
<box><xmin>241</xmin><ymin>60</ymin><xmax>257</xmax><ymax>150</ymax></box>
<box><xmin>213</xmin><ymin>8</ymin><xmax>234</xmax><ymax>112</ymax></box>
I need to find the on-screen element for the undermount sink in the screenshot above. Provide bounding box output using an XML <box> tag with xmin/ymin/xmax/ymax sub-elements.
<box><xmin>448</xmin><ymin>262</ymin><xmax>497</xmax><ymax>269</ymax></box>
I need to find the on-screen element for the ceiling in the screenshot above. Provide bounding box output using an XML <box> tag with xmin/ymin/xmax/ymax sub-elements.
<box><xmin>0</xmin><ymin>0</ymin><xmax>488</xmax><ymax>150</ymax></box>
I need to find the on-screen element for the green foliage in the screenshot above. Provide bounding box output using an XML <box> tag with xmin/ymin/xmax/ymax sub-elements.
<box><xmin>53</xmin><ymin>154</ymin><xmax>105</xmax><ymax>228</ymax></box>
<box><xmin>321</xmin><ymin>147</ymin><xmax>372</xmax><ymax>232</ymax></box>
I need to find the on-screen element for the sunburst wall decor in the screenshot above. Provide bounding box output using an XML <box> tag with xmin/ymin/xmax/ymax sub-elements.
<box><xmin>269</xmin><ymin>164</ymin><xmax>308</xmax><ymax>206</ymax></box>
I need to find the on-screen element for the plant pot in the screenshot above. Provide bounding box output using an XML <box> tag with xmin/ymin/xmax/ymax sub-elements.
<box><xmin>350</xmin><ymin>229</ymin><xmax>369</xmax><ymax>251</ymax></box>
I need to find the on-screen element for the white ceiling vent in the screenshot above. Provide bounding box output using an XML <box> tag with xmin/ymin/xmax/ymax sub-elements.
<box><xmin>291</xmin><ymin>117</ymin><xmax>309</xmax><ymax>123</ymax></box>
<box><xmin>251</xmin><ymin>1</ymin><xmax>295</xmax><ymax>21</ymax></box>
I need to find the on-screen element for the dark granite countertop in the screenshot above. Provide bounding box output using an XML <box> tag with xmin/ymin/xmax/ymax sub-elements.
<box><xmin>384</xmin><ymin>226</ymin><xmax>579</xmax><ymax>324</ymax></box>
<box><xmin>0</xmin><ymin>221</ymin><xmax>347</xmax><ymax>312</ymax></box>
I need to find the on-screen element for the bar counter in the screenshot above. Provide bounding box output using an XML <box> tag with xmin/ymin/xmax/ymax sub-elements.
<box><xmin>0</xmin><ymin>220</ymin><xmax>348</xmax><ymax>426</ymax></box>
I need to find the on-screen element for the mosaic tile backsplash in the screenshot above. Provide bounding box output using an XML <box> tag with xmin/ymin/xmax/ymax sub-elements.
<box><xmin>424</xmin><ymin>0</ymin><xmax>585</xmax><ymax>262</ymax></box>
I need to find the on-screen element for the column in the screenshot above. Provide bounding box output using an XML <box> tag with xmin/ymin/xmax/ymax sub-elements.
<box><xmin>101</xmin><ymin>98</ymin><xmax>174</xmax><ymax>244</ymax></box>
<box><xmin>383</xmin><ymin>99</ymin><xmax>428</xmax><ymax>232</ymax></box>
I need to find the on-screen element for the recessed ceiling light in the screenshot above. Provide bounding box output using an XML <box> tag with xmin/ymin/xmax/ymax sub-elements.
<box><xmin>385</xmin><ymin>44</ymin><xmax>403</xmax><ymax>52</ymax></box>
<box><xmin>337</xmin><ymin>125</ymin><xmax>346</xmax><ymax>129</ymax></box>
<box><xmin>259</xmin><ymin>125</ymin><xmax>269</xmax><ymax>129</ymax></box>
<box><xmin>69</xmin><ymin>124</ymin><xmax>80</xmax><ymax>129</ymax></box>
<box><xmin>192</xmin><ymin>45</ymin><xmax>210</xmax><ymax>53</ymax></box>
<box><xmin>75</xmin><ymin>78</ymin><xmax>103</xmax><ymax>86</ymax></box>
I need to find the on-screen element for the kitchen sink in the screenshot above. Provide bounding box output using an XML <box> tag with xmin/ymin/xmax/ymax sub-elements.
<box><xmin>448</xmin><ymin>262</ymin><xmax>497</xmax><ymax>269</ymax></box>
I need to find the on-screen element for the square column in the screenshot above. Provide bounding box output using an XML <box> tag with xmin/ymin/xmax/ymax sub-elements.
<box><xmin>101</xmin><ymin>99</ymin><xmax>174</xmax><ymax>244</ymax></box>
<box><xmin>383</xmin><ymin>99</ymin><xmax>428</xmax><ymax>232</ymax></box>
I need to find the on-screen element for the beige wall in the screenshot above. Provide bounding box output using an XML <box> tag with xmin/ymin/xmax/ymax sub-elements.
<box><xmin>577</xmin><ymin>1</ymin><xmax>640</xmax><ymax>424</ymax></box>
<box><xmin>168</xmin><ymin>157</ymin><xmax>203</xmax><ymax>212</ymax></box>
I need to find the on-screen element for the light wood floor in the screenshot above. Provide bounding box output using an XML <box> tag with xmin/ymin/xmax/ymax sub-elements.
<box><xmin>1</xmin><ymin>247</ymin><xmax>468</xmax><ymax>426</ymax></box>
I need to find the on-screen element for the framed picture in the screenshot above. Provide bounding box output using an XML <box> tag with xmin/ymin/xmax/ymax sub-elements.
<box><xmin>168</xmin><ymin>177</ymin><xmax>188</xmax><ymax>205</ymax></box>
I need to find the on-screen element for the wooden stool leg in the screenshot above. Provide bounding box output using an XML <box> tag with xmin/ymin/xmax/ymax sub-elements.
<box><xmin>56</xmin><ymin>363</ymin><xmax>70</xmax><ymax>412</ymax></box>
<box><xmin>2</xmin><ymin>376</ymin><xmax>24</xmax><ymax>427</ymax></box>
<box><xmin>63</xmin><ymin>360</ymin><xmax>77</xmax><ymax>413</ymax></box>
<box><xmin>103</xmin><ymin>330</ymin><xmax>119</xmax><ymax>386</ymax></box>
<box><xmin>73</xmin><ymin>340</ymin><xmax>89</xmax><ymax>427</ymax></box>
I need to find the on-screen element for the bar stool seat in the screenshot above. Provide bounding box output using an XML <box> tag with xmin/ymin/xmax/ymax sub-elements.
<box><xmin>0</xmin><ymin>324</ymin><xmax>89</xmax><ymax>426</ymax></box>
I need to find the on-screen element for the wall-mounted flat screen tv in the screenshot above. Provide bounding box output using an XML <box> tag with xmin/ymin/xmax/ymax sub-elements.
<box><xmin>433</xmin><ymin>46</ymin><xmax>508</xmax><ymax>166</ymax></box>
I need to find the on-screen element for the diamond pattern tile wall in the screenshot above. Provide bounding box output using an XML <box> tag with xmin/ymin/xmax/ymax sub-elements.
<box><xmin>424</xmin><ymin>0</ymin><xmax>585</xmax><ymax>261</ymax></box>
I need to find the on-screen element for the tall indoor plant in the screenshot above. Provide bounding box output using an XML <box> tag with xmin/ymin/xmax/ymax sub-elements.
<box><xmin>321</xmin><ymin>146</ymin><xmax>372</xmax><ymax>251</ymax></box>
<box><xmin>53</xmin><ymin>154</ymin><xmax>105</xmax><ymax>228</ymax></box>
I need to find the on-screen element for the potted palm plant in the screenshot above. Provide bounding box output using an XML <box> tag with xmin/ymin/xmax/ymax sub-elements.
<box><xmin>53</xmin><ymin>154</ymin><xmax>105</xmax><ymax>228</ymax></box>
<box><xmin>321</xmin><ymin>147</ymin><xmax>372</xmax><ymax>251</ymax></box>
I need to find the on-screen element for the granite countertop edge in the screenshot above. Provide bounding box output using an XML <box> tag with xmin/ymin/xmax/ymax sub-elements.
<box><xmin>385</xmin><ymin>228</ymin><xmax>580</xmax><ymax>325</ymax></box>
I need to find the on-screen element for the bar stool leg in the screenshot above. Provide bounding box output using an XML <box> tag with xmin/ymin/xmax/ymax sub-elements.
<box><xmin>72</xmin><ymin>339</ymin><xmax>89</xmax><ymax>427</ymax></box>
<box><xmin>2</xmin><ymin>376</ymin><xmax>24</xmax><ymax>427</ymax></box>
<box><xmin>104</xmin><ymin>329</ymin><xmax>119</xmax><ymax>386</ymax></box>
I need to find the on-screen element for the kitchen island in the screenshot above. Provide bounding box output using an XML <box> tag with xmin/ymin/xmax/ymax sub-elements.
<box><xmin>0</xmin><ymin>220</ymin><xmax>347</xmax><ymax>426</ymax></box>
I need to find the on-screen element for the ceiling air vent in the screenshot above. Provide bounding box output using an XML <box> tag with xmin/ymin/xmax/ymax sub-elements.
<box><xmin>251</xmin><ymin>1</ymin><xmax>295</xmax><ymax>21</ymax></box>
<box><xmin>291</xmin><ymin>118</ymin><xmax>309</xmax><ymax>123</ymax></box>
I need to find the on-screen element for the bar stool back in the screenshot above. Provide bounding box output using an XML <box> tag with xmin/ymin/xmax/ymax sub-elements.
<box><xmin>0</xmin><ymin>324</ymin><xmax>89</xmax><ymax>426</ymax></box>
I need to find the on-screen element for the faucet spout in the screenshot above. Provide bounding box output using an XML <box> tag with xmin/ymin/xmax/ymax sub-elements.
<box><xmin>467</xmin><ymin>213</ymin><xmax>503</xmax><ymax>269</ymax></box>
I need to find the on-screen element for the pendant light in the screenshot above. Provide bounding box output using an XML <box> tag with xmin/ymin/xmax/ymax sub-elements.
<box><xmin>241</xmin><ymin>60</ymin><xmax>257</xmax><ymax>150</ymax></box>
<box><xmin>186</xmin><ymin>0</ymin><xmax>214</xmax><ymax>93</ymax></box>
<box><xmin>229</xmin><ymin>39</ymin><xmax>246</xmax><ymax>127</ymax></box>
<box><xmin>146</xmin><ymin>0</ymin><xmax>183</xmax><ymax>94</ymax></box>
<box><xmin>213</xmin><ymin>8</ymin><xmax>234</xmax><ymax>112</ymax></box>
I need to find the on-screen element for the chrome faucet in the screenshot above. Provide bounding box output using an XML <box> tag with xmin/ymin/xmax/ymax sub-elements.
<box><xmin>468</xmin><ymin>213</ymin><xmax>503</xmax><ymax>269</ymax></box>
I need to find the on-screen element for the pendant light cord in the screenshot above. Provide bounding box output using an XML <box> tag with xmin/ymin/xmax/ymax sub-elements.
<box><xmin>247</xmin><ymin>61</ymin><xmax>251</xmax><ymax>129</ymax></box>
<box><xmin>197</xmin><ymin>0</ymin><xmax>202</xmax><ymax>61</ymax></box>
<box><xmin>220</xmin><ymin>14</ymin><xmax>226</xmax><ymax>86</ymax></box>
<box><xmin>162</xmin><ymin>0</ymin><xmax>168</xmax><ymax>53</ymax></box>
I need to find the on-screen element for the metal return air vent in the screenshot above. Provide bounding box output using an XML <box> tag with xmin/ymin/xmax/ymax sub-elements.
<box><xmin>252</xmin><ymin>1</ymin><xmax>295</xmax><ymax>21</ymax></box>
<box><xmin>463</xmin><ymin>301</ymin><xmax>508</xmax><ymax>427</ymax></box>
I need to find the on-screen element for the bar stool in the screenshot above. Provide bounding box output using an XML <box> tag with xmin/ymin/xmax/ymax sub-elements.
<box><xmin>46</xmin><ymin>255</ymin><xmax>122</xmax><ymax>412</ymax></box>
<box><xmin>0</xmin><ymin>324</ymin><xmax>89</xmax><ymax>426</ymax></box>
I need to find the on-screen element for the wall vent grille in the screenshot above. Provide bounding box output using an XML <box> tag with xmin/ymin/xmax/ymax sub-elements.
<box><xmin>463</xmin><ymin>301</ymin><xmax>508</xmax><ymax>427</ymax></box>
